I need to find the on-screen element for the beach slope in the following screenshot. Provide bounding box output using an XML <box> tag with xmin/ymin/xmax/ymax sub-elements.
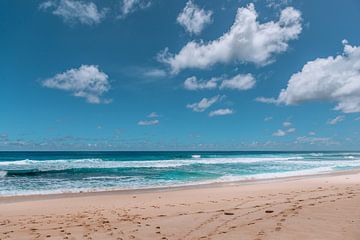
<box><xmin>1</xmin><ymin>171</ymin><xmax>360</xmax><ymax>240</ymax></box>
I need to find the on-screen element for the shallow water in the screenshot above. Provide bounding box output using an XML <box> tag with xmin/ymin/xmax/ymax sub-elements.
<box><xmin>1</xmin><ymin>151</ymin><xmax>360</xmax><ymax>196</ymax></box>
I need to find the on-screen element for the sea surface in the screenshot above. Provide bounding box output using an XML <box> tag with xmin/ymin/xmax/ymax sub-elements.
<box><xmin>1</xmin><ymin>151</ymin><xmax>360</xmax><ymax>196</ymax></box>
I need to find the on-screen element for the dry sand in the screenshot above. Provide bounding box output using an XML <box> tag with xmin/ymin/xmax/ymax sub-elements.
<box><xmin>1</xmin><ymin>170</ymin><xmax>360</xmax><ymax>240</ymax></box>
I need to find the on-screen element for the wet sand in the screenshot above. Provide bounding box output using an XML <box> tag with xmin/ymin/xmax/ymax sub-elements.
<box><xmin>1</xmin><ymin>170</ymin><xmax>360</xmax><ymax>239</ymax></box>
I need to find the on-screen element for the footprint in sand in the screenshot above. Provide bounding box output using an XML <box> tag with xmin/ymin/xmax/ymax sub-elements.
<box><xmin>224</xmin><ymin>212</ymin><xmax>234</xmax><ymax>216</ymax></box>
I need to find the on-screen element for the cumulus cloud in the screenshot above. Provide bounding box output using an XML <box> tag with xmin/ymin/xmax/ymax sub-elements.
<box><xmin>264</xmin><ymin>116</ymin><xmax>273</xmax><ymax>121</ymax></box>
<box><xmin>39</xmin><ymin>0</ymin><xmax>106</xmax><ymax>25</ymax></box>
<box><xmin>159</xmin><ymin>3</ymin><xmax>302</xmax><ymax>73</ymax></box>
<box><xmin>209</xmin><ymin>108</ymin><xmax>233</xmax><ymax>117</ymax></box>
<box><xmin>184</xmin><ymin>76</ymin><xmax>219</xmax><ymax>90</ymax></box>
<box><xmin>327</xmin><ymin>115</ymin><xmax>345</xmax><ymax>125</ymax></box>
<box><xmin>42</xmin><ymin>65</ymin><xmax>111</xmax><ymax>104</ymax></box>
<box><xmin>186</xmin><ymin>95</ymin><xmax>221</xmax><ymax>112</ymax></box>
<box><xmin>184</xmin><ymin>73</ymin><xmax>255</xmax><ymax>91</ymax></box>
<box><xmin>138</xmin><ymin>119</ymin><xmax>159</xmax><ymax>126</ymax></box>
<box><xmin>119</xmin><ymin>0</ymin><xmax>151</xmax><ymax>18</ymax></box>
<box><xmin>220</xmin><ymin>74</ymin><xmax>256</xmax><ymax>90</ymax></box>
<box><xmin>177</xmin><ymin>0</ymin><xmax>213</xmax><ymax>35</ymax></box>
<box><xmin>257</xmin><ymin>41</ymin><xmax>360</xmax><ymax>113</ymax></box>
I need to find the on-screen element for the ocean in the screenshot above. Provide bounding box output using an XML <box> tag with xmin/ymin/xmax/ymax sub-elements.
<box><xmin>0</xmin><ymin>151</ymin><xmax>359</xmax><ymax>196</ymax></box>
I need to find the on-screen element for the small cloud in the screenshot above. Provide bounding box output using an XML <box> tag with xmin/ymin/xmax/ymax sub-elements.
<box><xmin>283</xmin><ymin>121</ymin><xmax>292</xmax><ymax>127</ymax></box>
<box><xmin>177</xmin><ymin>0</ymin><xmax>213</xmax><ymax>35</ymax></box>
<box><xmin>273</xmin><ymin>127</ymin><xmax>296</xmax><ymax>137</ymax></box>
<box><xmin>266</xmin><ymin>0</ymin><xmax>292</xmax><ymax>9</ymax></box>
<box><xmin>273</xmin><ymin>129</ymin><xmax>286</xmax><ymax>137</ymax></box>
<box><xmin>184</xmin><ymin>76</ymin><xmax>218</xmax><ymax>90</ymax></box>
<box><xmin>39</xmin><ymin>0</ymin><xmax>107</xmax><ymax>25</ymax></box>
<box><xmin>287</xmin><ymin>128</ymin><xmax>296</xmax><ymax>133</ymax></box>
<box><xmin>119</xmin><ymin>0</ymin><xmax>151</xmax><ymax>19</ymax></box>
<box><xmin>147</xmin><ymin>112</ymin><xmax>159</xmax><ymax>118</ymax></box>
<box><xmin>296</xmin><ymin>136</ymin><xmax>338</xmax><ymax>145</ymax></box>
<box><xmin>41</xmin><ymin>65</ymin><xmax>111</xmax><ymax>104</ymax></box>
<box><xmin>186</xmin><ymin>95</ymin><xmax>221</xmax><ymax>112</ymax></box>
<box><xmin>255</xmin><ymin>97</ymin><xmax>278</xmax><ymax>104</ymax></box>
<box><xmin>220</xmin><ymin>74</ymin><xmax>256</xmax><ymax>91</ymax></box>
<box><xmin>143</xmin><ymin>68</ymin><xmax>167</xmax><ymax>78</ymax></box>
<box><xmin>138</xmin><ymin>119</ymin><xmax>159</xmax><ymax>126</ymax></box>
<box><xmin>327</xmin><ymin>115</ymin><xmax>345</xmax><ymax>125</ymax></box>
<box><xmin>308</xmin><ymin>131</ymin><xmax>316</xmax><ymax>136</ymax></box>
<box><xmin>184</xmin><ymin>73</ymin><xmax>255</xmax><ymax>91</ymax></box>
<box><xmin>264</xmin><ymin>116</ymin><xmax>273</xmax><ymax>122</ymax></box>
<box><xmin>209</xmin><ymin>108</ymin><xmax>233</xmax><ymax>117</ymax></box>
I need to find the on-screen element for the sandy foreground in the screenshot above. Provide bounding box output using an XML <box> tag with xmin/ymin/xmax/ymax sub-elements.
<box><xmin>1</xmin><ymin>171</ymin><xmax>360</xmax><ymax>240</ymax></box>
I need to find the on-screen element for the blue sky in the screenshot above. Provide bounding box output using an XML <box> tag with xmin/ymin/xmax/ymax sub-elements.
<box><xmin>1</xmin><ymin>0</ymin><xmax>360</xmax><ymax>151</ymax></box>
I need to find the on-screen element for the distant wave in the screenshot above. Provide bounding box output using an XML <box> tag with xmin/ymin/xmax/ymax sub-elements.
<box><xmin>2</xmin><ymin>152</ymin><xmax>360</xmax><ymax>197</ymax></box>
<box><xmin>0</xmin><ymin>156</ymin><xmax>305</xmax><ymax>171</ymax></box>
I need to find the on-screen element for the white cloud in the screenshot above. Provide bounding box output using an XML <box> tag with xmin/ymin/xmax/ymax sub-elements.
<box><xmin>266</xmin><ymin>0</ymin><xmax>292</xmax><ymax>9</ymax></box>
<box><xmin>184</xmin><ymin>76</ymin><xmax>218</xmax><ymax>90</ymax></box>
<box><xmin>295</xmin><ymin>136</ymin><xmax>338</xmax><ymax>145</ymax></box>
<box><xmin>177</xmin><ymin>0</ymin><xmax>213</xmax><ymax>35</ymax></box>
<box><xmin>147</xmin><ymin>112</ymin><xmax>159</xmax><ymax>118</ymax></box>
<box><xmin>184</xmin><ymin>73</ymin><xmax>255</xmax><ymax>91</ymax></box>
<box><xmin>186</xmin><ymin>95</ymin><xmax>220</xmax><ymax>112</ymax></box>
<box><xmin>327</xmin><ymin>115</ymin><xmax>345</xmax><ymax>125</ymax></box>
<box><xmin>255</xmin><ymin>97</ymin><xmax>278</xmax><ymax>104</ymax></box>
<box><xmin>287</xmin><ymin>127</ymin><xmax>296</xmax><ymax>133</ymax></box>
<box><xmin>257</xmin><ymin>41</ymin><xmax>360</xmax><ymax>113</ymax></box>
<box><xmin>39</xmin><ymin>0</ymin><xmax>106</xmax><ymax>25</ymax></box>
<box><xmin>209</xmin><ymin>108</ymin><xmax>233</xmax><ymax>117</ymax></box>
<box><xmin>272</xmin><ymin>129</ymin><xmax>286</xmax><ymax>137</ymax></box>
<box><xmin>272</xmin><ymin>126</ymin><xmax>295</xmax><ymax>137</ymax></box>
<box><xmin>119</xmin><ymin>0</ymin><xmax>151</xmax><ymax>18</ymax></box>
<box><xmin>220</xmin><ymin>74</ymin><xmax>255</xmax><ymax>90</ymax></box>
<box><xmin>42</xmin><ymin>65</ymin><xmax>111</xmax><ymax>104</ymax></box>
<box><xmin>143</xmin><ymin>68</ymin><xmax>167</xmax><ymax>78</ymax></box>
<box><xmin>138</xmin><ymin>119</ymin><xmax>159</xmax><ymax>126</ymax></box>
<box><xmin>159</xmin><ymin>3</ymin><xmax>302</xmax><ymax>73</ymax></box>
<box><xmin>308</xmin><ymin>131</ymin><xmax>316</xmax><ymax>136</ymax></box>
<box><xmin>264</xmin><ymin>116</ymin><xmax>273</xmax><ymax>121</ymax></box>
<box><xmin>283</xmin><ymin>121</ymin><xmax>292</xmax><ymax>127</ymax></box>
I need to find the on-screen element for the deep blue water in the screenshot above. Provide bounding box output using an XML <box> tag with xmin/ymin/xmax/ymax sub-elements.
<box><xmin>1</xmin><ymin>151</ymin><xmax>360</xmax><ymax>196</ymax></box>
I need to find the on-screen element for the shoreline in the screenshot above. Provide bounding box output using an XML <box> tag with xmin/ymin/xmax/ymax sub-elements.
<box><xmin>1</xmin><ymin>168</ymin><xmax>359</xmax><ymax>203</ymax></box>
<box><xmin>1</xmin><ymin>168</ymin><xmax>360</xmax><ymax>239</ymax></box>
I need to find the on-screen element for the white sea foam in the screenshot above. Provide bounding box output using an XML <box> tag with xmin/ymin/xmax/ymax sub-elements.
<box><xmin>0</xmin><ymin>156</ymin><xmax>307</xmax><ymax>172</ymax></box>
<box><xmin>217</xmin><ymin>167</ymin><xmax>334</xmax><ymax>182</ymax></box>
<box><xmin>0</xmin><ymin>171</ymin><xmax>7</xmax><ymax>178</ymax></box>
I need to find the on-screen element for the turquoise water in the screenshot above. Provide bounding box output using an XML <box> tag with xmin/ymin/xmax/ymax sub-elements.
<box><xmin>1</xmin><ymin>151</ymin><xmax>360</xmax><ymax>196</ymax></box>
